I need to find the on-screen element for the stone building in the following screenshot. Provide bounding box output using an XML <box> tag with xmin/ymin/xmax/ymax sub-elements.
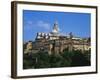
<box><xmin>24</xmin><ymin>21</ymin><xmax>90</xmax><ymax>55</ymax></box>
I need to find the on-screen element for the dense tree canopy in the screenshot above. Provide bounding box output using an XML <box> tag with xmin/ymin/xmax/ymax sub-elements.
<box><xmin>23</xmin><ymin>49</ymin><xmax>91</xmax><ymax>69</ymax></box>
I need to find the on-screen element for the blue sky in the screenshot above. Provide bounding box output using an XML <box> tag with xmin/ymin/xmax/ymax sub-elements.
<box><xmin>23</xmin><ymin>10</ymin><xmax>91</xmax><ymax>42</ymax></box>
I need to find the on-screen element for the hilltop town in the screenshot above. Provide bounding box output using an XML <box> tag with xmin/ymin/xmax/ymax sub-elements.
<box><xmin>23</xmin><ymin>21</ymin><xmax>91</xmax><ymax>69</ymax></box>
<box><xmin>24</xmin><ymin>21</ymin><xmax>90</xmax><ymax>55</ymax></box>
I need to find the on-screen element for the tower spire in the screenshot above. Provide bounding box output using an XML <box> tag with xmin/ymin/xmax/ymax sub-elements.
<box><xmin>52</xmin><ymin>21</ymin><xmax>59</xmax><ymax>33</ymax></box>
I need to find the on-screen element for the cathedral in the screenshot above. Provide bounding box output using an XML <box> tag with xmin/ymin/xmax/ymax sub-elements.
<box><xmin>36</xmin><ymin>21</ymin><xmax>59</xmax><ymax>40</ymax></box>
<box><xmin>24</xmin><ymin>21</ymin><xmax>90</xmax><ymax>55</ymax></box>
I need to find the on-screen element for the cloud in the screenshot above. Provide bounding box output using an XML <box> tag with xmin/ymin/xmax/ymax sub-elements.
<box><xmin>24</xmin><ymin>20</ymin><xmax>51</xmax><ymax>31</ymax></box>
<box><xmin>23</xmin><ymin>20</ymin><xmax>34</xmax><ymax>30</ymax></box>
<box><xmin>37</xmin><ymin>21</ymin><xmax>50</xmax><ymax>30</ymax></box>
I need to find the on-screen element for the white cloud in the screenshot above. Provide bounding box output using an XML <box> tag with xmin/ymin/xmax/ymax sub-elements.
<box><xmin>37</xmin><ymin>21</ymin><xmax>50</xmax><ymax>30</ymax></box>
<box><xmin>24</xmin><ymin>20</ymin><xmax>34</xmax><ymax>30</ymax></box>
<box><xmin>24</xmin><ymin>20</ymin><xmax>51</xmax><ymax>31</ymax></box>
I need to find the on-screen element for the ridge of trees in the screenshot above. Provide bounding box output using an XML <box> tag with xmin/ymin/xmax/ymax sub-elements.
<box><xmin>23</xmin><ymin>49</ymin><xmax>91</xmax><ymax>69</ymax></box>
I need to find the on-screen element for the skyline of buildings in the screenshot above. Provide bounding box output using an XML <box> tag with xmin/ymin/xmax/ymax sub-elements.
<box><xmin>24</xmin><ymin>21</ymin><xmax>90</xmax><ymax>55</ymax></box>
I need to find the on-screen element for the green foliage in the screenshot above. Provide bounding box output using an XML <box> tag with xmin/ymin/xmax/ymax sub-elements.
<box><xmin>71</xmin><ymin>50</ymin><xmax>90</xmax><ymax>66</ymax></box>
<box><xmin>23</xmin><ymin>49</ymin><xmax>91</xmax><ymax>69</ymax></box>
<box><xmin>49</xmin><ymin>53</ymin><xmax>70</xmax><ymax>67</ymax></box>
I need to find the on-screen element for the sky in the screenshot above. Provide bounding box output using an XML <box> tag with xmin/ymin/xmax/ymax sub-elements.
<box><xmin>23</xmin><ymin>10</ymin><xmax>91</xmax><ymax>42</ymax></box>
